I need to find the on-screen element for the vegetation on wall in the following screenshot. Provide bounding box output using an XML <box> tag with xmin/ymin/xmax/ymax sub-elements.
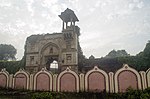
<box><xmin>0</xmin><ymin>58</ymin><xmax>25</xmax><ymax>74</ymax></box>
<box><xmin>27</xmin><ymin>34</ymin><xmax>43</xmax><ymax>44</ymax></box>
<box><xmin>117</xmin><ymin>40</ymin><xmax>150</xmax><ymax>71</ymax></box>
<box><xmin>0</xmin><ymin>40</ymin><xmax>150</xmax><ymax>73</ymax></box>
<box><xmin>78</xmin><ymin>41</ymin><xmax>86</xmax><ymax>72</ymax></box>
<box><xmin>80</xmin><ymin>40</ymin><xmax>150</xmax><ymax>72</ymax></box>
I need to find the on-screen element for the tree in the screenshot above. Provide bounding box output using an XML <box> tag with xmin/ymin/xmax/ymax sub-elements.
<box><xmin>0</xmin><ymin>44</ymin><xmax>17</xmax><ymax>60</ymax></box>
<box><xmin>105</xmin><ymin>49</ymin><xmax>130</xmax><ymax>58</ymax></box>
<box><xmin>143</xmin><ymin>41</ymin><xmax>150</xmax><ymax>58</ymax></box>
<box><xmin>78</xmin><ymin>42</ymin><xmax>86</xmax><ymax>72</ymax></box>
<box><xmin>105</xmin><ymin>50</ymin><xmax>117</xmax><ymax>58</ymax></box>
<box><xmin>136</xmin><ymin>41</ymin><xmax>150</xmax><ymax>67</ymax></box>
<box><xmin>118</xmin><ymin>41</ymin><xmax>150</xmax><ymax>70</ymax></box>
<box><xmin>89</xmin><ymin>55</ymin><xmax>95</xmax><ymax>59</ymax></box>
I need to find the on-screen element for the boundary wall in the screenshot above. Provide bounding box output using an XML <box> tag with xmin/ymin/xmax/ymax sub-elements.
<box><xmin>0</xmin><ymin>64</ymin><xmax>150</xmax><ymax>92</ymax></box>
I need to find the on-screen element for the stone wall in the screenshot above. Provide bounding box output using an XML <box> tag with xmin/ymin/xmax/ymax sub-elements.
<box><xmin>0</xmin><ymin>64</ymin><xmax>149</xmax><ymax>93</ymax></box>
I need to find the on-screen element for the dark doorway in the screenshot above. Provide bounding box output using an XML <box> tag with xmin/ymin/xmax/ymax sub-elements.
<box><xmin>45</xmin><ymin>55</ymin><xmax>58</xmax><ymax>70</ymax></box>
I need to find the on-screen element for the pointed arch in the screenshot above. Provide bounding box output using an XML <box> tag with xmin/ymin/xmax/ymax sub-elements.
<box><xmin>33</xmin><ymin>67</ymin><xmax>53</xmax><ymax>91</ymax></box>
<box><xmin>39</xmin><ymin>42</ymin><xmax>60</xmax><ymax>55</ymax></box>
<box><xmin>13</xmin><ymin>69</ymin><xmax>30</xmax><ymax>90</ymax></box>
<box><xmin>114</xmin><ymin>64</ymin><xmax>142</xmax><ymax>92</ymax></box>
<box><xmin>0</xmin><ymin>68</ymin><xmax>9</xmax><ymax>88</ymax></box>
<box><xmin>85</xmin><ymin>66</ymin><xmax>109</xmax><ymax>92</ymax></box>
<box><xmin>57</xmin><ymin>67</ymin><xmax>79</xmax><ymax>92</ymax></box>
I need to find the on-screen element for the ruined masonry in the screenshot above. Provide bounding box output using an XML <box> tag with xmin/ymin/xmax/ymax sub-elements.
<box><xmin>25</xmin><ymin>8</ymin><xmax>80</xmax><ymax>73</ymax></box>
<box><xmin>0</xmin><ymin>9</ymin><xmax>150</xmax><ymax>93</ymax></box>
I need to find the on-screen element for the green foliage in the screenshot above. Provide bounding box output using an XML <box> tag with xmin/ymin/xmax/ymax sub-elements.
<box><xmin>32</xmin><ymin>92</ymin><xmax>53</xmax><ymax>99</ymax></box>
<box><xmin>118</xmin><ymin>41</ymin><xmax>150</xmax><ymax>71</ymax></box>
<box><xmin>78</xmin><ymin>42</ymin><xmax>86</xmax><ymax>72</ymax></box>
<box><xmin>89</xmin><ymin>55</ymin><xmax>95</xmax><ymax>59</ymax></box>
<box><xmin>31</xmin><ymin>92</ymin><xmax>67</xmax><ymax>99</ymax></box>
<box><xmin>0</xmin><ymin>61</ymin><xmax>19</xmax><ymax>74</ymax></box>
<box><xmin>0</xmin><ymin>43</ymin><xmax>25</xmax><ymax>73</ymax></box>
<box><xmin>82</xmin><ymin>41</ymin><xmax>150</xmax><ymax>72</ymax></box>
<box><xmin>0</xmin><ymin>44</ymin><xmax>17</xmax><ymax>60</ymax></box>
<box><xmin>139</xmin><ymin>41</ymin><xmax>150</xmax><ymax>66</ymax></box>
<box><xmin>123</xmin><ymin>87</ymin><xmax>150</xmax><ymax>99</ymax></box>
<box><xmin>143</xmin><ymin>41</ymin><xmax>150</xmax><ymax>56</ymax></box>
<box><xmin>0</xmin><ymin>87</ymin><xmax>150</xmax><ymax>99</ymax></box>
<box><xmin>105</xmin><ymin>49</ymin><xmax>130</xmax><ymax>58</ymax></box>
<box><xmin>0</xmin><ymin>59</ymin><xmax>25</xmax><ymax>74</ymax></box>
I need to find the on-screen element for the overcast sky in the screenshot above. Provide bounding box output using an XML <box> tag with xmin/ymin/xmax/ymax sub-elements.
<box><xmin>0</xmin><ymin>0</ymin><xmax>150</xmax><ymax>60</ymax></box>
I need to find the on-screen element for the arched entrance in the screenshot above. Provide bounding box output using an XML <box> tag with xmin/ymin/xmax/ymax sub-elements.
<box><xmin>39</xmin><ymin>42</ymin><xmax>61</xmax><ymax>71</ymax></box>
<box><xmin>49</xmin><ymin>60</ymin><xmax>59</xmax><ymax>73</ymax></box>
<box><xmin>45</xmin><ymin>56</ymin><xmax>58</xmax><ymax>70</ymax></box>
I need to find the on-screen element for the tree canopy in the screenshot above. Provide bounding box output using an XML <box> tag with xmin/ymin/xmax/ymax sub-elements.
<box><xmin>81</xmin><ymin>41</ymin><xmax>150</xmax><ymax>72</ymax></box>
<box><xmin>142</xmin><ymin>40</ymin><xmax>150</xmax><ymax>58</ymax></box>
<box><xmin>105</xmin><ymin>49</ymin><xmax>130</xmax><ymax>58</ymax></box>
<box><xmin>0</xmin><ymin>44</ymin><xmax>17</xmax><ymax>60</ymax></box>
<box><xmin>89</xmin><ymin>55</ymin><xmax>95</xmax><ymax>59</ymax></box>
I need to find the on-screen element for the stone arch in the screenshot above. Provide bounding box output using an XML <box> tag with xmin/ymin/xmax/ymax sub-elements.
<box><xmin>13</xmin><ymin>69</ymin><xmax>29</xmax><ymax>90</ymax></box>
<box><xmin>33</xmin><ymin>67</ymin><xmax>53</xmax><ymax>91</ymax></box>
<box><xmin>57</xmin><ymin>67</ymin><xmax>79</xmax><ymax>92</ymax></box>
<box><xmin>39</xmin><ymin>42</ymin><xmax>61</xmax><ymax>69</ymax></box>
<box><xmin>85</xmin><ymin>66</ymin><xmax>109</xmax><ymax>92</ymax></box>
<box><xmin>114</xmin><ymin>64</ymin><xmax>142</xmax><ymax>93</ymax></box>
<box><xmin>39</xmin><ymin>42</ymin><xmax>60</xmax><ymax>56</ymax></box>
<box><xmin>0</xmin><ymin>69</ymin><xmax>9</xmax><ymax>88</ymax></box>
<box><xmin>146</xmin><ymin>68</ymin><xmax>150</xmax><ymax>87</ymax></box>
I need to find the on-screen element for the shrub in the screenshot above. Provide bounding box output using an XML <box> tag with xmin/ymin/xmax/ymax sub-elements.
<box><xmin>32</xmin><ymin>92</ymin><xmax>53</xmax><ymax>99</ymax></box>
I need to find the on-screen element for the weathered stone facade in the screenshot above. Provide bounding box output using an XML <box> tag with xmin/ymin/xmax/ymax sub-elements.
<box><xmin>25</xmin><ymin>8</ymin><xmax>80</xmax><ymax>73</ymax></box>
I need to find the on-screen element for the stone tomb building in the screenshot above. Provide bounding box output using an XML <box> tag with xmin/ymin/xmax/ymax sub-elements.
<box><xmin>25</xmin><ymin>8</ymin><xmax>80</xmax><ymax>73</ymax></box>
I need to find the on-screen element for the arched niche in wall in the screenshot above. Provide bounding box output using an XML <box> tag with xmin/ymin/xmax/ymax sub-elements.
<box><xmin>85</xmin><ymin>66</ymin><xmax>109</xmax><ymax>92</ymax></box>
<box><xmin>57</xmin><ymin>67</ymin><xmax>79</xmax><ymax>92</ymax></box>
<box><xmin>33</xmin><ymin>67</ymin><xmax>53</xmax><ymax>91</ymax></box>
<box><xmin>40</xmin><ymin>42</ymin><xmax>60</xmax><ymax>56</ymax></box>
<box><xmin>13</xmin><ymin>69</ymin><xmax>29</xmax><ymax>90</ymax></box>
<box><xmin>114</xmin><ymin>64</ymin><xmax>142</xmax><ymax>93</ymax></box>
<box><xmin>0</xmin><ymin>68</ymin><xmax>9</xmax><ymax>88</ymax></box>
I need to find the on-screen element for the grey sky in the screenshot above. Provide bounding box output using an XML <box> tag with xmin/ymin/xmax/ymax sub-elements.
<box><xmin>0</xmin><ymin>0</ymin><xmax>150</xmax><ymax>60</ymax></box>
